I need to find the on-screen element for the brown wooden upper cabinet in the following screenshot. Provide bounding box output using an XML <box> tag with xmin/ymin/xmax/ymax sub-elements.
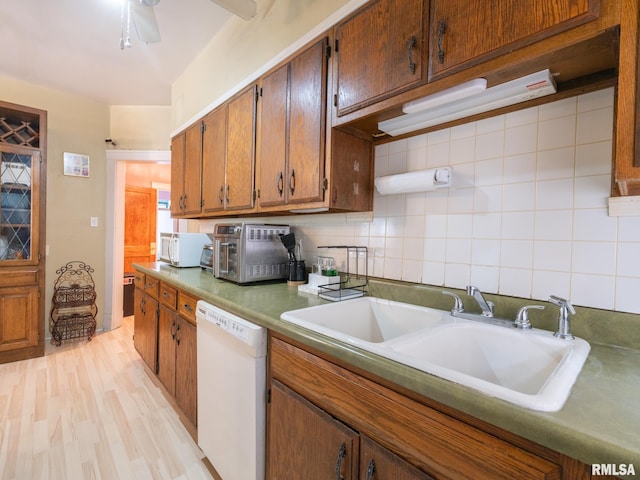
<box><xmin>334</xmin><ymin>0</ymin><xmax>428</xmax><ymax>117</ymax></box>
<box><xmin>258</xmin><ymin>38</ymin><xmax>328</xmax><ymax>209</ymax></box>
<box><xmin>225</xmin><ymin>85</ymin><xmax>258</xmax><ymax>212</ymax></box>
<box><xmin>171</xmin><ymin>122</ymin><xmax>203</xmax><ymax>217</ymax></box>
<box><xmin>201</xmin><ymin>106</ymin><xmax>227</xmax><ymax>215</ymax></box>
<box><xmin>429</xmin><ymin>0</ymin><xmax>601</xmax><ymax>80</ymax></box>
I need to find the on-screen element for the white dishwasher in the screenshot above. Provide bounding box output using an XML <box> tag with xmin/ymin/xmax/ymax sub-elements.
<box><xmin>196</xmin><ymin>300</ymin><xmax>267</xmax><ymax>480</ymax></box>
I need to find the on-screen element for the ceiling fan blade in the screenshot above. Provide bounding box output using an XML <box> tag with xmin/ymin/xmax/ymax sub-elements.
<box><xmin>129</xmin><ymin>0</ymin><xmax>161</xmax><ymax>44</ymax></box>
<box><xmin>210</xmin><ymin>0</ymin><xmax>257</xmax><ymax>20</ymax></box>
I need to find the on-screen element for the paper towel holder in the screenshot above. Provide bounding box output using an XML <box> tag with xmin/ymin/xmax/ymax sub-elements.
<box><xmin>375</xmin><ymin>167</ymin><xmax>453</xmax><ymax>195</ymax></box>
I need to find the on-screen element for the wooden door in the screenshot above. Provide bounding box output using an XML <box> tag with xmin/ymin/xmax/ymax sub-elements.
<box><xmin>258</xmin><ymin>63</ymin><xmax>288</xmax><ymax>208</ymax></box>
<box><xmin>268</xmin><ymin>380</ymin><xmax>359</xmax><ymax>479</ymax></box>
<box><xmin>183</xmin><ymin>122</ymin><xmax>203</xmax><ymax>215</ymax></box>
<box><xmin>429</xmin><ymin>0</ymin><xmax>599</xmax><ymax>79</ymax></box>
<box><xmin>335</xmin><ymin>0</ymin><xmax>426</xmax><ymax>116</ymax></box>
<box><xmin>124</xmin><ymin>185</ymin><xmax>157</xmax><ymax>273</ymax></box>
<box><xmin>202</xmin><ymin>107</ymin><xmax>227</xmax><ymax>214</ymax></box>
<box><xmin>226</xmin><ymin>85</ymin><xmax>257</xmax><ymax>211</ymax></box>
<box><xmin>157</xmin><ymin>304</ymin><xmax>177</xmax><ymax>396</ymax></box>
<box><xmin>0</xmin><ymin>285</ymin><xmax>39</xmax><ymax>353</ymax></box>
<box><xmin>287</xmin><ymin>37</ymin><xmax>327</xmax><ymax>205</ymax></box>
<box><xmin>170</xmin><ymin>133</ymin><xmax>185</xmax><ymax>216</ymax></box>
<box><xmin>360</xmin><ymin>436</ymin><xmax>434</xmax><ymax>480</ymax></box>
<box><xmin>175</xmin><ymin>317</ymin><xmax>197</xmax><ymax>426</ymax></box>
<box><xmin>133</xmin><ymin>288</ymin><xmax>158</xmax><ymax>373</ymax></box>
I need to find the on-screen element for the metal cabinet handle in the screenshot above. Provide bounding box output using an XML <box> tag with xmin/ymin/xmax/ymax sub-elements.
<box><xmin>226</xmin><ymin>184</ymin><xmax>230</xmax><ymax>204</ymax></box>
<box><xmin>366</xmin><ymin>458</ymin><xmax>376</xmax><ymax>480</ymax></box>
<box><xmin>218</xmin><ymin>185</ymin><xmax>224</xmax><ymax>205</ymax></box>
<box><xmin>289</xmin><ymin>169</ymin><xmax>296</xmax><ymax>196</ymax></box>
<box><xmin>175</xmin><ymin>322</ymin><xmax>181</xmax><ymax>345</ymax></box>
<box><xmin>335</xmin><ymin>443</ymin><xmax>346</xmax><ymax>480</ymax></box>
<box><xmin>437</xmin><ymin>20</ymin><xmax>446</xmax><ymax>64</ymax></box>
<box><xmin>170</xmin><ymin>320</ymin><xmax>177</xmax><ymax>340</ymax></box>
<box><xmin>183</xmin><ymin>303</ymin><xmax>193</xmax><ymax>312</ymax></box>
<box><xmin>408</xmin><ymin>35</ymin><xmax>416</xmax><ymax>74</ymax></box>
<box><xmin>277</xmin><ymin>172</ymin><xmax>284</xmax><ymax>197</ymax></box>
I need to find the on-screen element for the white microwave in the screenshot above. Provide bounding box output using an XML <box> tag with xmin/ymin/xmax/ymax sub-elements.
<box><xmin>159</xmin><ymin>232</ymin><xmax>212</xmax><ymax>267</ymax></box>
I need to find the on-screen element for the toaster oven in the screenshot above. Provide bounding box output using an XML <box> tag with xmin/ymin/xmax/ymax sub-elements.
<box><xmin>214</xmin><ymin>223</ymin><xmax>290</xmax><ymax>284</ymax></box>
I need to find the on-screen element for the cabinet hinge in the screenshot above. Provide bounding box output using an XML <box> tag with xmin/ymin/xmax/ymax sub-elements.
<box><xmin>334</xmin><ymin>38</ymin><xmax>339</xmax><ymax>53</ymax></box>
<box><xmin>255</xmin><ymin>88</ymin><xmax>260</xmax><ymax>103</ymax></box>
<box><xmin>333</xmin><ymin>94</ymin><xmax>338</xmax><ymax>107</ymax></box>
<box><xmin>38</xmin><ymin>288</ymin><xmax>41</xmax><ymax>299</ymax></box>
<box><xmin>259</xmin><ymin>87</ymin><xmax>263</xmax><ymax>97</ymax></box>
<box><xmin>322</xmin><ymin>177</ymin><xmax>328</xmax><ymax>190</ymax></box>
<box><xmin>267</xmin><ymin>388</ymin><xmax>271</xmax><ymax>404</ymax></box>
<box><xmin>201</xmin><ymin>122</ymin><xmax>206</xmax><ymax>133</ymax></box>
<box><xmin>201</xmin><ymin>198</ymin><xmax>205</xmax><ymax>208</ymax></box>
<box><xmin>255</xmin><ymin>189</ymin><xmax>260</xmax><ymax>200</ymax></box>
<box><xmin>325</xmin><ymin>43</ymin><xmax>331</xmax><ymax>58</ymax></box>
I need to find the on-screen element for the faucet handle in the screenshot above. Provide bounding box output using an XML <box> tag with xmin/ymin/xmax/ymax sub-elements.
<box><xmin>549</xmin><ymin>295</ymin><xmax>576</xmax><ymax>339</ymax></box>
<box><xmin>514</xmin><ymin>305</ymin><xmax>544</xmax><ymax>330</ymax></box>
<box><xmin>442</xmin><ymin>291</ymin><xmax>464</xmax><ymax>313</ymax></box>
<box><xmin>548</xmin><ymin>295</ymin><xmax>576</xmax><ymax>314</ymax></box>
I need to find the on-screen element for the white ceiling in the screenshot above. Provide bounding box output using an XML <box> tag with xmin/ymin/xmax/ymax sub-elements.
<box><xmin>0</xmin><ymin>0</ymin><xmax>234</xmax><ymax>105</ymax></box>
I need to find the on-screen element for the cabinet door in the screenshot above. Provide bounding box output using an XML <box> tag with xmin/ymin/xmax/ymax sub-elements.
<box><xmin>268</xmin><ymin>380</ymin><xmax>359</xmax><ymax>480</ymax></box>
<box><xmin>202</xmin><ymin>107</ymin><xmax>227</xmax><ymax>214</ymax></box>
<box><xmin>258</xmin><ymin>64</ymin><xmax>288</xmax><ymax>208</ymax></box>
<box><xmin>429</xmin><ymin>0</ymin><xmax>599</xmax><ymax>79</ymax></box>
<box><xmin>288</xmin><ymin>37</ymin><xmax>328</xmax><ymax>205</ymax></box>
<box><xmin>133</xmin><ymin>288</ymin><xmax>158</xmax><ymax>373</ymax></box>
<box><xmin>360</xmin><ymin>436</ymin><xmax>434</xmax><ymax>480</ymax></box>
<box><xmin>1</xmin><ymin>145</ymin><xmax>41</xmax><ymax>265</ymax></box>
<box><xmin>157</xmin><ymin>304</ymin><xmax>177</xmax><ymax>396</ymax></box>
<box><xmin>0</xmin><ymin>285</ymin><xmax>39</xmax><ymax>353</ymax></box>
<box><xmin>170</xmin><ymin>133</ymin><xmax>186</xmax><ymax>217</ymax></box>
<box><xmin>335</xmin><ymin>0</ymin><xmax>426</xmax><ymax>116</ymax></box>
<box><xmin>183</xmin><ymin>122</ymin><xmax>203</xmax><ymax>215</ymax></box>
<box><xmin>175</xmin><ymin>317</ymin><xmax>197</xmax><ymax>426</ymax></box>
<box><xmin>226</xmin><ymin>85</ymin><xmax>257</xmax><ymax>211</ymax></box>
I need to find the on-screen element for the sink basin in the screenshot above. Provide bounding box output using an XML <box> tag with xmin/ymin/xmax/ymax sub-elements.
<box><xmin>281</xmin><ymin>297</ymin><xmax>590</xmax><ymax>411</ymax></box>
<box><xmin>280</xmin><ymin>297</ymin><xmax>447</xmax><ymax>345</ymax></box>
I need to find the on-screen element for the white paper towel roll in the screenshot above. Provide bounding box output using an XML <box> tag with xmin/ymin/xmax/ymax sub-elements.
<box><xmin>374</xmin><ymin>167</ymin><xmax>452</xmax><ymax>195</ymax></box>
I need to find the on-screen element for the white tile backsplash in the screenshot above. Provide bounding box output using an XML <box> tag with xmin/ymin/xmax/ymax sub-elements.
<box><xmin>280</xmin><ymin>87</ymin><xmax>640</xmax><ymax>314</ymax></box>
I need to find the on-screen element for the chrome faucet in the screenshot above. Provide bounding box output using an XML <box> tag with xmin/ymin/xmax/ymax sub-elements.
<box><xmin>466</xmin><ymin>285</ymin><xmax>494</xmax><ymax>317</ymax></box>
<box><xmin>549</xmin><ymin>295</ymin><xmax>576</xmax><ymax>340</ymax></box>
<box><xmin>442</xmin><ymin>287</ymin><xmax>513</xmax><ymax>328</ymax></box>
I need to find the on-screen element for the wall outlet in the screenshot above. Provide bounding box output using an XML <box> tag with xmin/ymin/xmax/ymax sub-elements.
<box><xmin>90</xmin><ymin>216</ymin><xmax>99</xmax><ymax>227</ymax></box>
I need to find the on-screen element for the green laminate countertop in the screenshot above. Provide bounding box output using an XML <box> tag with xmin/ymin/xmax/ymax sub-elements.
<box><xmin>134</xmin><ymin>263</ymin><xmax>640</xmax><ymax>468</ymax></box>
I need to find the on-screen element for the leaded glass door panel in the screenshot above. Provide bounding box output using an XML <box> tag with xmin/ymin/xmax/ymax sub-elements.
<box><xmin>0</xmin><ymin>145</ymin><xmax>40</xmax><ymax>265</ymax></box>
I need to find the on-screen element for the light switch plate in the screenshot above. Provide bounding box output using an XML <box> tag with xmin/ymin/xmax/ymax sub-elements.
<box><xmin>90</xmin><ymin>216</ymin><xmax>98</xmax><ymax>227</ymax></box>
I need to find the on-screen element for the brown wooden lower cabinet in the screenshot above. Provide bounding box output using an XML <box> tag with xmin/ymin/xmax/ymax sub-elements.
<box><xmin>268</xmin><ymin>335</ymin><xmax>592</xmax><ymax>480</ymax></box>
<box><xmin>0</xmin><ymin>285</ymin><xmax>40</xmax><ymax>358</ymax></box>
<box><xmin>155</xmin><ymin>282</ymin><xmax>198</xmax><ymax>427</ymax></box>
<box><xmin>133</xmin><ymin>283</ymin><xmax>158</xmax><ymax>373</ymax></box>
<box><xmin>268</xmin><ymin>380</ymin><xmax>359</xmax><ymax>479</ymax></box>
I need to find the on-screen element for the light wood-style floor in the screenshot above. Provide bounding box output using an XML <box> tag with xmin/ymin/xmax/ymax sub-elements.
<box><xmin>0</xmin><ymin>317</ymin><xmax>213</xmax><ymax>480</ymax></box>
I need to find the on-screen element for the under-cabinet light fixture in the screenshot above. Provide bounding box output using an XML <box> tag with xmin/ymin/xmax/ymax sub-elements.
<box><xmin>402</xmin><ymin>78</ymin><xmax>487</xmax><ymax>114</ymax></box>
<box><xmin>379</xmin><ymin>69</ymin><xmax>557</xmax><ymax>137</ymax></box>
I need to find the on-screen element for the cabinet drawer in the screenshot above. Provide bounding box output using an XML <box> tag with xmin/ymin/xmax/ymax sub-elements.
<box><xmin>271</xmin><ymin>337</ymin><xmax>561</xmax><ymax>480</ymax></box>
<box><xmin>142</xmin><ymin>275</ymin><xmax>159</xmax><ymax>299</ymax></box>
<box><xmin>177</xmin><ymin>291</ymin><xmax>198</xmax><ymax>325</ymax></box>
<box><xmin>134</xmin><ymin>272</ymin><xmax>145</xmax><ymax>289</ymax></box>
<box><xmin>159</xmin><ymin>283</ymin><xmax>177</xmax><ymax>310</ymax></box>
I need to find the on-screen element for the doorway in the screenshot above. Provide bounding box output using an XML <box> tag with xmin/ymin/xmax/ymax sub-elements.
<box><xmin>105</xmin><ymin>150</ymin><xmax>171</xmax><ymax>331</ymax></box>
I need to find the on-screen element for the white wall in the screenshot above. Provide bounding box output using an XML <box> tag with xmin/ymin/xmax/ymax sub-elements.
<box><xmin>171</xmin><ymin>0</ymin><xmax>362</xmax><ymax>130</ymax></box>
<box><xmin>0</xmin><ymin>74</ymin><xmax>110</xmax><ymax>331</ymax></box>
<box><xmin>217</xmin><ymin>87</ymin><xmax>639</xmax><ymax>315</ymax></box>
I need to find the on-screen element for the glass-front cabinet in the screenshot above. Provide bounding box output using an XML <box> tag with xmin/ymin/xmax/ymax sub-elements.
<box><xmin>0</xmin><ymin>100</ymin><xmax>46</xmax><ymax>364</ymax></box>
<box><xmin>1</xmin><ymin>145</ymin><xmax>40</xmax><ymax>264</ymax></box>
